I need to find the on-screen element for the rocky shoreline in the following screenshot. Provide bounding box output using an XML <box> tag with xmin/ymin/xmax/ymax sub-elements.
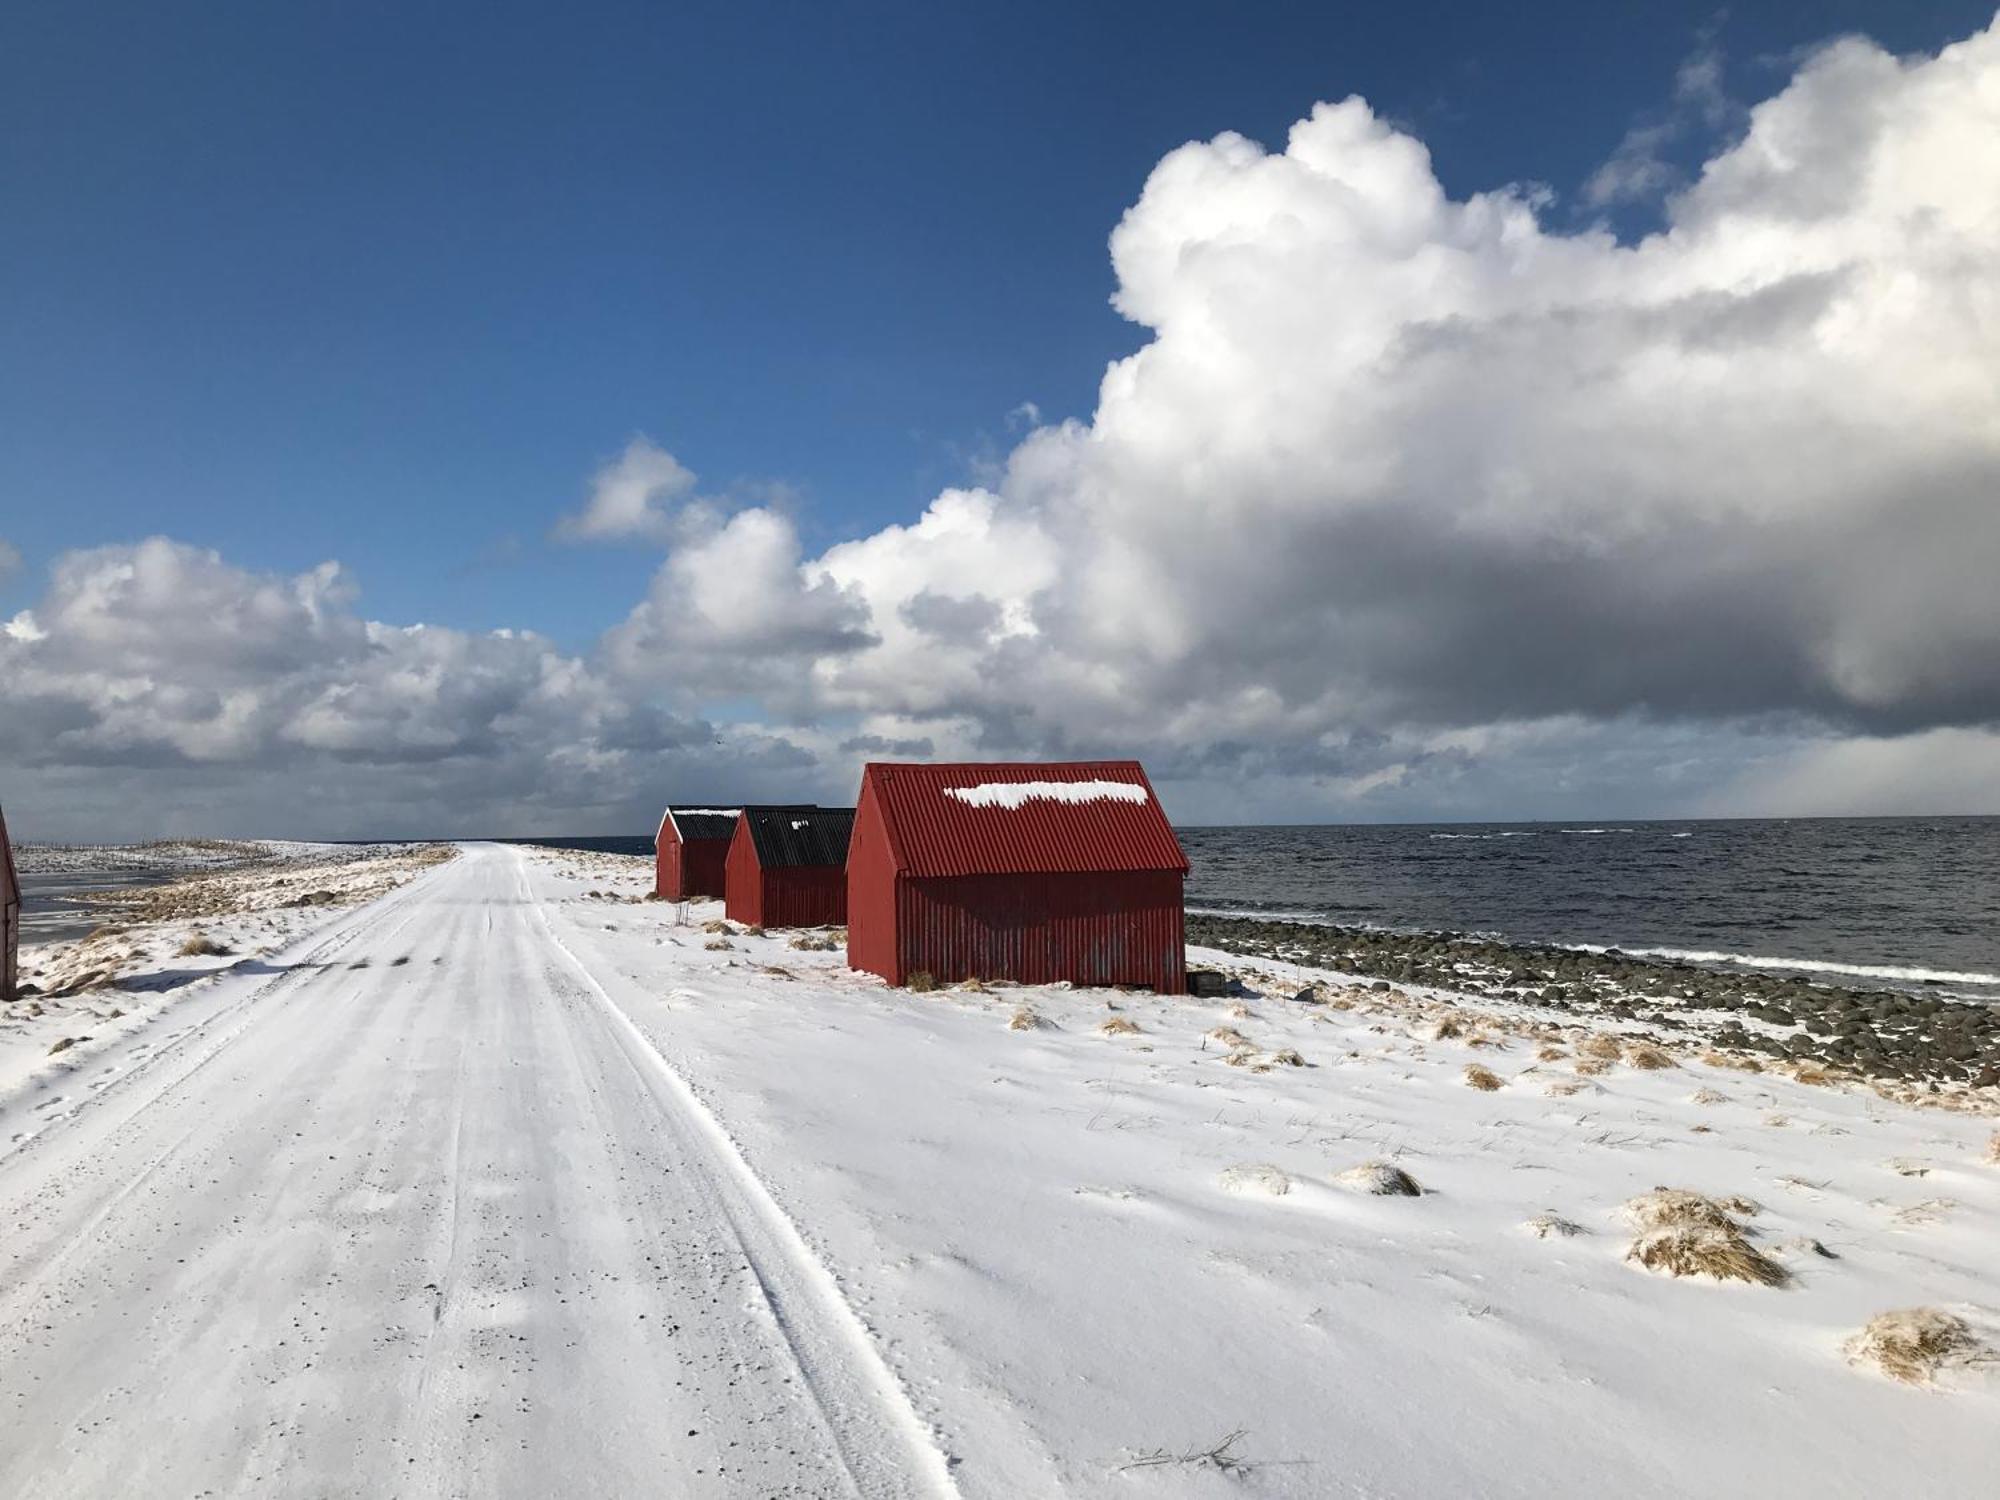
<box><xmin>1186</xmin><ymin>914</ymin><xmax>2000</xmax><ymax>1091</ymax></box>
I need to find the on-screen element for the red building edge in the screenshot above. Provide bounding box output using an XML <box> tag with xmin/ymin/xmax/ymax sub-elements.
<box><xmin>722</xmin><ymin>811</ymin><xmax>852</xmax><ymax>929</ymax></box>
<box><xmin>654</xmin><ymin>819</ymin><xmax>730</xmax><ymax>901</ymax></box>
<box><xmin>1</xmin><ymin>804</ymin><xmax>19</xmax><ymax>1002</ymax></box>
<box><xmin>845</xmin><ymin>762</ymin><xmax>1190</xmax><ymax>993</ymax></box>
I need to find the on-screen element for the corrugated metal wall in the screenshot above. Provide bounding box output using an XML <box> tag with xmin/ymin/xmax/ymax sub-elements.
<box><xmin>1</xmin><ymin>808</ymin><xmax>17</xmax><ymax>1001</ymax></box>
<box><xmin>724</xmin><ymin>829</ymin><xmax>846</xmax><ymax>928</ymax></box>
<box><xmin>655</xmin><ymin>829</ymin><xmax>727</xmax><ymax>901</ymax></box>
<box><xmin>851</xmin><ymin>867</ymin><xmax>1185</xmax><ymax>992</ymax></box>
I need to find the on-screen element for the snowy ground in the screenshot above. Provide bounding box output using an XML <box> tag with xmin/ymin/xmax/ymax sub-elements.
<box><xmin>1</xmin><ymin>841</ymin><xmax>453</xmax><ymax>1103</ymax></box>
<box><xmin>1</xmin><ymin>842</ymin><xmax>1994</xmax><ymax>1497</ymax></box>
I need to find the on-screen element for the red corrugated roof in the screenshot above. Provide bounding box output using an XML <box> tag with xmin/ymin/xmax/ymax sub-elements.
<box><xmin>860</xmin><ymin>761</ymin><xmax>1188</xmax><ymax>878</ymax></box>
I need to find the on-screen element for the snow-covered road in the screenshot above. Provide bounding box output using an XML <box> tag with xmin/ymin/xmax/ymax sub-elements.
<box><xmin>0</xmin><ymin>843</ymin><xmax>955</xmax><ymax>1499</ymax></box>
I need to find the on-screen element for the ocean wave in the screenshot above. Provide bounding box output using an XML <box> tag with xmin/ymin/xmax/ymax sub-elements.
<box><xmin>1569</xmin><ymin>944</ymin><xmax>2000</xmax><ymax>988</ymax></box>
<box><xmin>1428</xmin><ymin>831</ymin><xmax>1537</xmax><ymax>840</ymax></box>
<box><xmin>1560</xmin><ymin>828</ymin><xmax>1636</xmax><ymax>835</ymax></box>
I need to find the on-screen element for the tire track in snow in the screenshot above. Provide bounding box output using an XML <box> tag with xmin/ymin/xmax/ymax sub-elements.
<box><xmin>525</xmin><ymin>864</ymin><xmax>963</xmax><ymax>1500</ymax></box>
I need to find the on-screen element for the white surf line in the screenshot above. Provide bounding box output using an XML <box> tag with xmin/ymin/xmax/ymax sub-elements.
<box><xmin>1568</xmin><ymin>942</ymin><xmax>2000</xmax><ymax>988</ymax></box>
<box><xmin>0</xmin><ymin>854</ymin><xmax>453</xmax><ymax>1163</ymax></box>
<box><xmin>525</xmin><ymin>874</ymin><xmax>962</xmax><ymax>1500</ymax></box>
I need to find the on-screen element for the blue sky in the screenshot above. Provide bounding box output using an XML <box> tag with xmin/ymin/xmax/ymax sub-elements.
<box><xmin>5</xmin><ymin>0</ymin><xmax>1989</xmax><ymax>646</ymax></box>
<box><xmin>3</xmin><ymin>1</ymin><xmax>1998</xmax><ymax>836</ymax></box>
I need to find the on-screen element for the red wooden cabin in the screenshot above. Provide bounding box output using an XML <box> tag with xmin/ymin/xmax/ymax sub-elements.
<box><xmin>847</xmin><ymin>761</ymin><xmax>1189</xmax><ymax>992</ymax></box>
<box><xmin>653</xmin><ymin>806</ymin><xmax>744</xmax><ymax>901</ymax></box>
<box><xmin>1</xmin><ymin>803</ymin><xmax>20</xmax><ymax>1002</ymax></box>
<box><xmin>724</xmin><ymin>807</ymin><xmax>855</xmax><ymax>929</ymax></box>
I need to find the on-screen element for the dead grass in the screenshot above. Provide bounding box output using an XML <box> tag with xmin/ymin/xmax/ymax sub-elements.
<box><xmin>1430</xmin><ymin>1014</ymin><xmax>1465</xmax><ymax>1040</ymax></box>
<box><xmin>1623</xmin><ymin>1187</ymin><xmax>1761</xmax><ymax>1232</ymax></box>
<box><xmin>1701</xmin><ymin>1049</ymin><xmax>1765</xmax><ymax>1073</ymax></box>
<box><xmin>1574</xmin><ymin>1057</ymin><xmax>1613</xmax><ymax>1077</ymax></box>
<box><xmin>1986</xmin><ymin>1132</ymin><xmax>2000</xmax><ymax>1165</ymax></box>
<box><xmin>1336</xmin><ymin>1161</ymin><xmax>1422</xmax><ymax>1197</ymax></box>
<box><xmin>1267</xmin><ymin>1048</ymin><xmax>1305</xmax><ymax>1067</ymax></box>
<box><xmin>1463</xmin><ymin>1064</ymin><xmax>1504</xmax><ymax>1091</ymax></box>
<box><xmin>1845</xmin><ymin>1308</ymin><xmax>1986</xmax><ymax>1386</ymax></box>
<box><xmin>957</xmin><ymin>976</ymin><xmax>990</xmax><ymax>993</ymax></box>
<box><xmin>701</xmin><ymin>919</ymin><xmax>734</xmax><ymax>935</ymax></box>
<box><xmin>1227</xmin><ymin>1001</ymin><xmax>1255</xmax><ymax>1020</ymax></box>
<box><xmin>703</xmin><ymin>938</ymin><xmax>734</xmax><ymax>952</ymax></box>
<box><xmin>788</xmin><ymin>932</ymin><xmax>840</xmax><ymax>952</ymax></box>
<box><xmin>1524</xmin><ymin>1212</ymin><xmax>1584</xmax><ymax>1239</ymax></box>
<box><xmin>1791</xmin><ymin>1062</ymin><xmax>1839</xmax><ymax>1087</ymax></box>
<box><xmin>1625</xmin><ymin>1042</ymin><xmax>1677</xmax><ymax>1070</ymax></box>
<box><xmin>1543</xmin><ymin>1078</ymin><xmax>1590</xmax><ymax>1097</ymax></box>
<box><xmin>906</xmin><ymin>970</ymin><xmax>938</xmax><ymax>993</ymax></box>
<box><xmin>1578</xmin><ymin>1033</ymin><xmax>1624</xmax><ymax>1061</ymax></box>
<box><xmin>1626</xmin><ymin>1224</ymin><xmax>1789</xmax><ymax>1286</ymax></box>
<box><xmin>1007</xmin><ymin>1006</ymin><xmax>1043</xmax><ymax>1031</ymax></box>
<box><xmin>1206</xmin><ymin>1026</ymin><xmax>1251</xmax><ymax>1050</ymax></box>
<box><xmin>1689</xmin><ymin>1087</ymin><xmax>1729</xmax><ymax>1105</ymax></box>
<box><xmin>1536</xmin><ymin>1045</ymin><xmax>1568</xmax><ymax>1062</ymax></box>
<box><xmin>176</xmin><ymin>933</ymin><xmax>232</xmax><ymax>958</ymax></box>
<box><xmin>1098</xmin><ymin>1016</ymin><xmax>1143</xmax><ymax>1037</ymax></box>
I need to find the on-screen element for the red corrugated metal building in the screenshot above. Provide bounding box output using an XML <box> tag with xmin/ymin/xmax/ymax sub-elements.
<box><xmin>653</xmin><ymin>805</ymin><xmax>746</xmax><ymax>901</ymax></box>
<box><xmin>724</xmin><ymin>807</ymin><xmax>855</xmax><ymax>929</ymax></box>
<box><xmin>1</xmin><ymin>803</ymin><xmax>20</xmax><ymax>1002</ymax></box>
<box><xmin>847</xmin><ymin>761</ymin><xmax>1189</xmax><ymax>992</ymax></box>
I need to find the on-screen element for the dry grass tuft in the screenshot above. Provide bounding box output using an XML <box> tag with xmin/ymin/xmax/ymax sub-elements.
<box><xmin>1845</xmin><ymin>1308</ymin><xmax>1985</xmax><ymax>1386</ymax></box>
<box><xmin>1689</xmin><ymin>1087</ymin><xmax>1729</xmax><ymax>1105</ymax></box>
<box><xmin>957</xmin><ymin>976</ymin><xmax>991</xmax><ymax>993</ymax></box>
<box><xmin>788</xmin><ymin>932</ymin><xmax>840</xmax><ymax>952</ymax></box>
<box><xmin>1625</xmin><ymin>1042</ymin><xmax>1677</xmax><ymax>1070</ymax></box>
<box><xmin>1578</xmin><ymin>1033</ymin><xmax>1625</xmax><ymax>1061</ymax></box>
<box><xmin>1543</xmin><ymin>1077</ymin><xmax>1590</xmax><ymax>1097</ymax></box>
<box><xmin>1700</xmin><ymin>1048</ymin><xmax>1764</xmax><ymax>1073</ymax></box>
<box><xmin>1336</xmin><ymin>1160</ymin><xmax>1422</xmax><ymax>1197</ymax></box>
<box><xmin>1623</xmin><ymin>1188</ymin><xmax>1760</xmax><ymax>1232</ymax></box>
<box><xmin>1523</xmin><ymin>1212</ymin><xmax>1584</xmax><ymax>1239</ymax></box>
<box><xmin>1537</xmin><ymin>1045</ymin><xmax>1568</xmax><ymax>1063</ymax></box>
<box><xmin>1007</xmin><ymin>1006</ymin><xmax>1043</xmax><ymax>1031</ymax></box>
<box><xmin>1267</xmin><ymin>1048</ymin><xmax>1305</xmax><ymax>1067</ymax></box>
<box><xmin>1463</xmin><ymin>1064</ymin><xmax>1505</xmax><ymax>1091</ymax></box>
<box><xmin>701</xmin><ymin>919</ymin><xmax>734</xmax><ymax>935</ymax></box>
<box><xmin>1626</xmin><ymin>1225</ymin><xmax>1789</xmax><ymax>1286</ymax></box>
<box><xmin>744</xmin><ymin>924</ymin><xmax>766</xmax><ymax>938</ymax></box>
<box><xmin>1574</xmin><ymin>1058</ymin><xmax>1614</xmax><ymax>1077</ymax></box>
<box><xmin>1098</xmin><ymin>1016</ymin><xmax>1143</xmax><ymax>1037</ymax></box>
<box><xmin>906</xmin><ymin>970</ymin><xmax>938</xmax><ymax>993</ymax></box>
<box><xmin>1986</xmin><ymin>1133</ymin><xmax>2000</xmax><ymax>1166</ymax></box>
<box><xmin>703</xmin><ymin>938</ymin><xmax>734</xmax><ymax>952</ymax></box>
<box><xmin>1206</xmin><ymin>1026</ymin><xmax>1251</xmax><ymax>1050</ymax></box>
<box><xmin>1466</xmin><ymin>1031</ymin><xmax>1503</xmax><ymax>1050</ymax></box>
<box><xmin>1217</xmin><ymin>1162</ymin><xmax>1291</xmax><ymax>1197</ymax></box>
<box><xmin>1430</xmin><ymin>1015</ymin><xmax>1465</xmax><ymax>1040</ymax></box>
<box><xmin>1227</xmin><ymin>1001</ymin><xmax>1256</xmax><ymax>1020</ymax></box>
<box><xmin>1791</xmin><ymin>1062</ymin><xmax>1839</xmax><ymax>1087</ymax></box>
<box><xmin>176</xmin><ymin>933</ymin><xmax>232</xmax><ymax>958</ymax></box>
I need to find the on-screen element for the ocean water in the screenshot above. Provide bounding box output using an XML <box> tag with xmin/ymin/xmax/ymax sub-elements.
<box><xmin>1179</xmin><ymin>817</ymin><xmax>2000</xmax><ymax>999</ymax></box>
<box><xmin>505</xmin><ymin>819</ymin><xmax>2000</xmax><ymax>999</ymax></box>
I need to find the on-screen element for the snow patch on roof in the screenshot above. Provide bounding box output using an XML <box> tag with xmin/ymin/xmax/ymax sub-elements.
<box><xmin>944</xmin><ymin>779</ymin><xmax>1149</xmax><ymax>810</ymax></box>
<box><xmin>674</xmin><ymin>808</ymin><xmax>742</xmax><ymax>819</ymax></box>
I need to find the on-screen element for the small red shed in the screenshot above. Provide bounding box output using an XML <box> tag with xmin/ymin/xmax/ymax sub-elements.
<box><xmin>724</xmin><ymin>807</ymin><xmax>855</xmax><ymax>929</ymax></box>
<box><xmin>1</xmin><ymin>803</ymin><xmax>20</xmax><ymax>1002</ymax></box>
<box><xmin>847</xmin><ymin>761</ymin><xmax>1189</xmax><ymax>992</ymax></box>
<box><xmin>654</xmin><ymin>805</ymin><xmax>745</xmax><ymax>901</ymax></box>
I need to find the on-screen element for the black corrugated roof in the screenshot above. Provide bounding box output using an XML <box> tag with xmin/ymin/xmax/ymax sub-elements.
<box><xmin>665</xmin><ymin>807</ymin><xmax>756</xmax><ymax>843</ymax></box>
<box><xmin>740</xmin><ymin>806</ymin><xmax>855</xmax><ymax>869</ymax></box>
